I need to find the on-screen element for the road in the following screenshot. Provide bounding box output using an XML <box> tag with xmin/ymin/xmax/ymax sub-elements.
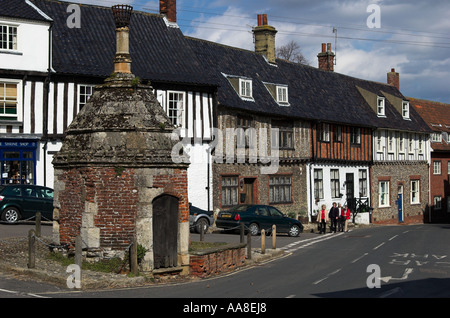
<box><xmin>1</xmin><ymin>224</ymin><xmax>449</xmax><ymax>302</ymax></box>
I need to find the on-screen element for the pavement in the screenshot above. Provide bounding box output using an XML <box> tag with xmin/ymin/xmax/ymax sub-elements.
<box><xmin>0</xmin><ymin>230</ymin><xmax>288</xmax><ymax>290</ymax></box>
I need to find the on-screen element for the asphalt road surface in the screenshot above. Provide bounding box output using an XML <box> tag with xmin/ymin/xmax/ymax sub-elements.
<box><xmin>1</xmin><ymin>223</ymin><xmax>449</xmax><ymax>303</ymax></box>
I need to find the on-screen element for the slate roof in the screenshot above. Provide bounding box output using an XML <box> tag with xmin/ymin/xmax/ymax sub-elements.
<box><xmin>2</xmin><ymin>0</ymin><xmax>432</xmax><ymax>133</ymax></box>
<box><xmin>0</xmin><ymin>0</ymin><xmax>52</xmax><ymax>22</ymax></box>
<box><xmin>187</xmin><ymin>36</ymin><xmax>431</xmax><ymax>132</ymax></box>
<box><xmin>29</xmin><ymin>0</ymin><xmax>216</xmax><ymax>86</ymax></box>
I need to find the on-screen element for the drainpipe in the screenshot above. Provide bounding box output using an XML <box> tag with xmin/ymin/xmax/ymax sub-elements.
<box><xmin>42</xmin><ymin>21</ymin><xmax>53</xmax><ymax>187</ymax></box>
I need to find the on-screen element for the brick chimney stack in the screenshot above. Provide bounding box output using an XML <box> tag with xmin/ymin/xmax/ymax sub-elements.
<box><xmin>317</xmin><ymin>43</ymin><xmax>335</xmax><ymax>72</ymax></box>
<box><xmin>160</xmin><ymin>0</ymin><xmax>177</xmax><ymax>23</ymax></box>
<box><xmin>253</xmin><ymin>14</ymin><xmax>278</xmax><ymax>64</ymax></box>
<box><xmin>112</xmin><ymin>4</ymin><xmax>133</xmax><ymax>74</ymax></box>
<box><xmin>387</xmin><ymin>68</ymin><xmax>400</xmax><ymax>90</ymax></box>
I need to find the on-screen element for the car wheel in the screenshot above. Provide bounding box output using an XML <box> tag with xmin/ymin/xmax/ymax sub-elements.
<box><xmin>1</xmin><ymin>207</ymin><xmax>21</xmax><ymax>224</ymax></box>
<box><xmin>248</xmin><ymin>223</ymin><xmax>259</xmax><ymax>236</ymax></box>
<box><xmin>195</xmin><ymin>218</ymin><xmax>209</xmax><ymax>234</ymax></box>
<box><xmin>288</xmin><ymin>224</ymin><xmax>301</xmax><ymax>237</ymax></box>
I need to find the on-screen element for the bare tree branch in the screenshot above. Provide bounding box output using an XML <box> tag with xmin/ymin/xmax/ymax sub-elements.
<box><xmin>276</xmin><ymin>40</ymin><xmax>311</xmax><ymax>65</ymax></box>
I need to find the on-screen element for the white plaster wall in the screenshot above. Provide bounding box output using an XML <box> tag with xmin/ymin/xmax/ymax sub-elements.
<box><xmin>307</xmin><ymin>163</ymin><xmax>370</xmax><ymax>220</ymax></box>
<box><xmin>185</xmin><ymin>142</ymin><xmax>213</xmax><ymax>212</ymax></box>
<box><xmin>0</xmin><ymin>19</ymin><xmax>50</xmax><ymax>73</ymax></box>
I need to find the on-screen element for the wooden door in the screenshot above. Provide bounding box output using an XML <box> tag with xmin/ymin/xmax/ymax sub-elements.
<box><xmin>243</xmin><ymin>178</ymin><xmax>255</xmax><ymax>204</ymax></box>
<box><xmin>152</xmin><ymin>195</ymin><xmax>178</xmax><ymax>269</ymax></box>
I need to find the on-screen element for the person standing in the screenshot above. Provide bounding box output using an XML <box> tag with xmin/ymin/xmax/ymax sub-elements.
<box><xmin>316</xmin><ymin>204</ymin><xmax>328</xmax><ymax>234</ymax></box>
<box><xmin>343</xmin><ymin>205</ymin><xmax>351</xmax><ymax>232</ymax></box>
<box><xmin>329</xmin><ymin>202</ymin><xmax>339</xmax><ymax>233</ymax></box>
<box><xmin>337</xmin><ymin>203</ymin><xmax>345</xmax><ymax>232</ymax></box>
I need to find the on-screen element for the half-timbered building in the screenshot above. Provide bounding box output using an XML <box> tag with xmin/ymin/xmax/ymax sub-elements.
<box><xmin>3</xmin><ymin>1</ymin><xmax>432</xmax><ymax>225</ymax></box>
<box><xmin>1</xmin><ymin>0</ymin><xmax>218</xmax><ymax>212</ymax></box>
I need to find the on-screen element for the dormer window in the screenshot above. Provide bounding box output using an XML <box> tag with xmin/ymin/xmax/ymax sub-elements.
<box><xmin>276</xmin><ymin>85</ymin><xmax>288</xmax><ymax>104</ymax></box>
<box><xmin>402</xmin><ymin>101</ymin><xmax>410</xmax><ymax>119</ymax></box>
<box><xmin>377</xmin><ymin>97</ymin><xmax>385</xmax><ymax>117</ymax></box>
<box><xmin>0</xmin><ymin>25</ymin><xmax>18</xmax><ymax>51</ymax></box>
<box><xmin>239</xmin><ymin>79</ymin><xmax>252</xmax><ymax>99</ymax></box>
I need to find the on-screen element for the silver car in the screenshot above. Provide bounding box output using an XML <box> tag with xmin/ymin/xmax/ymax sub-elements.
<box><xmin>189</xmin><ymin>204</ymin><xmax>215</xmax><ymax>234</ymax></box>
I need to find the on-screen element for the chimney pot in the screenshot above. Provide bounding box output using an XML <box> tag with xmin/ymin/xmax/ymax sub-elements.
<box><xmin>253</xmin><ymin>14</ymin><xmax>277</xmax><ymax>64</ymax></box>
<box><xmin>387</xmin><ymin>68</ymin><xmax>400</xmax><ymax>90</ymax></box>
<box><xmin>317</xmin><ymin>43</ymin><xmax>335</xmax><ymax>72</ymax></box>
<box><xmin>160</xmin><ymin>0</ymin><xmax>177</xmax><ymax>23</ymax></box>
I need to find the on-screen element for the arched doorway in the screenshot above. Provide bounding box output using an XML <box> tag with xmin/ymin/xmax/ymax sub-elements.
<box><xmin>152</xmin><ymin>194</ymin><xmax>179</xmax><ymax>269</ymax></box>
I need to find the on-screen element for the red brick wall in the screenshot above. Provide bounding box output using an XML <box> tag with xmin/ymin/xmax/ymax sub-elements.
<box><xmin>190</xmin><ymin>245</ymin><xmax>246</xmax><ymax>278</ymax></box>
<box><xmin>57</xmin><ymin>167</ymin><xmax>139</xmax><ymax>249</ymax></box>
<box><xmin>153</xmin><ymin>169</ymin><xmax>189</xmax><ymax>223</ymax></box>
<box><xmin>57</xmin><ymin>166</ymin><xmax>189</xmax><ymax>250</ymax></box>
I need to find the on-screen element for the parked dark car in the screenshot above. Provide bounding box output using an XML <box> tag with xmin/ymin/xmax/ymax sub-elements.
<box><xmin>216</xmin><ymin>204</ymin><xmax>303</xmax><ymax>237</ymax></box>
<box><xmin>0</xmin><ymin>185</ymin><xmax>53</xmax><ymax>224</ymax></box>
<box><xmin>189</xmin><ymin>204</ymin><xmax>215</xmax><ymax>234</ymax></box>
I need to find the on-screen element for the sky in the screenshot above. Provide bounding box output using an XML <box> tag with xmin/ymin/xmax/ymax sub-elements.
<box><xmin>69</xmin><ymin>0</ymin><xmax>449</xmax><ymax>103</ymax></box>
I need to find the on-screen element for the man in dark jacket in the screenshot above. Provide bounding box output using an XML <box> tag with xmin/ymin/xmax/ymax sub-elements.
<box><xmin>329</xmin><ymin>202</ymin><xmax>339</xmax><ymax>233</ymax></box>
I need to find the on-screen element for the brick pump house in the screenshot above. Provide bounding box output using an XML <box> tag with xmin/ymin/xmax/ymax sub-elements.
<box><xmin>0</xmin><ymin>0</ymin><xmax>217</xmax><ymax>216</ymax></box>
<box><xmin>53</xmin><ymin>4</ymin><xmax>191</xmax><ymax>272</ymax></box>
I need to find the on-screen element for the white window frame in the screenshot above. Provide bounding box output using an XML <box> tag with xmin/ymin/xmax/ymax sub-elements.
<box><xmin>388</xmin><ymin>131</ymin><xmax>395</xmax><ymax>153</ymax></box>
<box><xmin>402</xmin><ymin>101</ymin><xmax>410</xmax><ymax>119</ymax></box>
<box><xmin>351</xmin><ymin>127</ymin><xmax>361</xmax><ymax>145</ymax></box>
<box><xmin>314</xmin><ymin>169</ymin><xmax>324</xmax><ymax>200</ymax></box>
<box><xmin>167</xmin><ymin>91</ymin><xmax>185</xmax><ymax>127</ymax></box>
<box><xmin>359</xmin><ymin>169</ymin><xmax>368</xmax><ymax>197</ymax></box>
<box><xmin>377</xmin><ymin>97</ymin><xmax>385</xmax><ymax>117</ymax></box>
<box><xmin>398</xmin><ymin>132</ymin><xmax>405</xmax><ymax>153</ymax></box>
<box><xmin>376</xmin><ymin>130</ymin><xmax>383</xmax><ymax>153</ymax></box>
<box><xmin>433</xmin><ymin>161</ymin><xmax>441</xmax><ymax>175</ymax></box>
<box><xmin>431</xmin><ymin>133</ymin><xmax>442</xmax><ymax>143</ymax></box>
<box><xmin>330</xmin><ymin>169</ymin><xmax>340</xmax><ymax>199</ymax></box>
<box><xmin>379</xmin><ymin>180</ymin><xmax>390</xmax><ymax>207</ymax></box>
<box><xmin>410</xmin><ymin>180</ymin><xmax>420</xmax><ymax>204</ymax></box>
<box><xmin>276</xmin><ymin>85</ymin><xmax>288</xmax><ymax>104</ymax></box>
<box><xmin>78</xmin><ymin>84</ymin><xmax>95</xmax><ymax>111</ymax></box>
<box><xmin>0</xmin><ymin>24</ymin><xmax>18</xmax><ymax>51</ymax></box>
<box><xmin>321</xmin><ymin>123</ymin><xmax>330</xmax><ymax>142</ymax></box>
<box><xmin>239</xmin><ymin>78</ymin><xmax>252</xmax><ymax>99</ymax></box>
<box><xmin>0</xmin><ymin>78</ymin><xmax>22</xmax><ymax>121</ymax></box>
<box><xmin>408</xmin><ymin>133</ymin><xmax>414</xmax><ymax>154</ymax></box>
<box><xmin>418</xmin><ymin>135</ymin><xmax>424</xmax><ymax>154</ymax></box>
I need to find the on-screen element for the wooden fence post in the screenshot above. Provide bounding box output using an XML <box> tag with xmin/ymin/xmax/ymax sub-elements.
<box><xmin>240</xmin><ymin>223</ymin><xmax>245</xmax><ymax>243</ymax></box>
<box><xmin>130</xmin><ymin>236</ymin><xmax>138</xmax><ymax>275</ymax></box>
<box><xmin>247</xmin><ymin>232</ymin><xmax>252</xmax><ymax>259</ymax></box>
<box><xmin>261</xmin><ymin>229</ymin><xmax>266</xmax><ymax>254</ymax></box>
<box><xmin>272</xmin><ymin>224</ymin><xmax>276</xmax><ymax>250</ymax></box>
<box><xmin>35</xmin><ymin>212</ymin><xmax>41</xmax><ymax>238</ymax></box>
<box><xmin>75</xmin><ymin>235</ymin><xmax>82</xmax><ymax>269</ymax></box>
<box><xmin>28</xmin><ymin>229</ymin><xmax>35</xmax><ymax>269</ymax></box>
